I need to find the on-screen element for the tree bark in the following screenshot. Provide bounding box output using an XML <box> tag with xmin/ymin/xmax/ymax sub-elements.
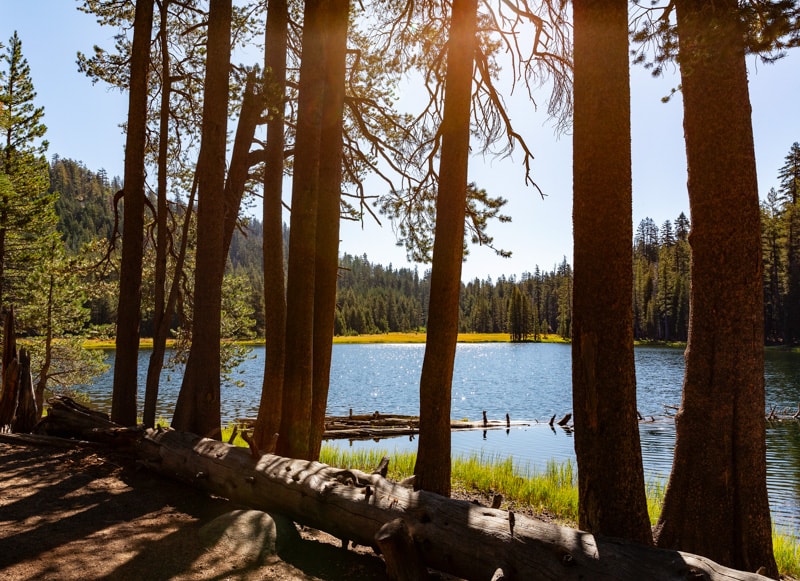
<box><xmin>137</xmin><ymin>428</ymin><xmax>772</xmax><ymax>581</ymax></box>
<box><xmin>0</xmin><ymin>306</ymin><xmax>18</xmax><ymax>428</ymax></box>
<box><xmin>655</xmin><ymin>2</ymin><xmax>777</xmax><ymax>577</ymax></box>
<box><xmin>571</xmin><ymin>0</ymin><xmax>652</xmax><ymax>544</ymax></box>
<box><xmin>310</xmin><ymin>0</ymin><xmax>350</xmax><ymax>461</ymax></box>
<box><xmin>222</xmin><ymin>71</ymin><xmax>263</xmax><ymax>259</ymax></box>
<box><xmin>253</xmin><ymin>0</ymin><xmax>288</xmax><ymax>453</ymax></box>
<box><xmin>414</xmin><ymin>0</ymin><xmax>477</xmax><ymax>497</ymax></box>
<box><xmin>11</xmin><ymin>348</ymin><xmax>36</xmax><ymax>433</ymax></box>
<box><xmin>279</xmin><ymin>0</ymin><xmax>328</xmax><ymax>460</ymax></box>
<box><xmin>172</xmin><ymin>0</ymin><xmax>232</xmax><ymax>438</ymax></box>
<box><xmin>144</xmin><ymin>0</ymin><xmax>172</xmax><ymax>429</ymax></box>
<box><xmin>112</xmin><ymin>0</ymin><xmax>154</xmax><ymax>426</ymax></box>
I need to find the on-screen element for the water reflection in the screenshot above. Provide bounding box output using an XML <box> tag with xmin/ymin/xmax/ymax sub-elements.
<box><xmin>78</xmin><ymin>343</ymin><xmax>800</xmax><ymax>534</ymax></box>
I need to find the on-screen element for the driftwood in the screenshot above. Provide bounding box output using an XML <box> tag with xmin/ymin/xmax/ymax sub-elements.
<box><xmin>766</xmin><ymin>403</ymin><xmax>800</xmax><ymax>422</ymax></box>
<box><xmin>235</xmin><ymin>412</ymin><xmax>531</xmax><ymax>441</ymax></box>
<box><xmin>138</xmin><ymin>427</ymin><xmax>771</xmax><ymax>581</ymax></box>
<box><xmin>34</xmin><ymin>396</ymin><xmax>142</xmax><ymax>447</ymax></box>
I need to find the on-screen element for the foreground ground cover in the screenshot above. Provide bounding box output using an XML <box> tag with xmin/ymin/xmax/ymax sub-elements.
<box><xmin>316</xmin><ymin>444</ymin><xmax>800</xmax><ymax>578</ymax></box>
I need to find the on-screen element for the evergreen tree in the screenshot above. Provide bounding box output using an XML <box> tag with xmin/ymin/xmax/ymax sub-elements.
<box><xmin>761</xmin><ymin>188</ymin><xmax>786</xmax><ymax>343</ymax></box>
<box><xmin>778</xmin><ymin>142</ymin><xmax>800</xmax><ymax>343</ymax></box>
<box><xmin>0</xmin><ymin>31</ymin><xmax>58</xmax><ymax>311</ymax></box>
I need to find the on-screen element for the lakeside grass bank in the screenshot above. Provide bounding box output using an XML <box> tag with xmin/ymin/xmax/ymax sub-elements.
<box><xmin>315</xmin><ymin>444</ymin><xmax>800</xmax><ymax>578</ymax></box>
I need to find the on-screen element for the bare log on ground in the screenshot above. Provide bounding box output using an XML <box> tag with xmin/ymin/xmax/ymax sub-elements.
<box><xmin>138</xmin><ymin>428</ymin><xmax>770</xmax><ymax>581</ymax></box>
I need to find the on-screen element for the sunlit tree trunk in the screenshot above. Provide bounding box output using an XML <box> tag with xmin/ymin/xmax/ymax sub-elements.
<box><xmin>654</xmin><ymin>1</ymin><xmax>777</xmax><ymax>576</ymax></box>
<box><xmin>253</xmin><ymin>0</ymin><xmax>288</xmax><ymax>452</ymax></box>
<box><xmin>112</xmin><ymin>0</ymin><xmax>154</xmax><ymax>426</ymax></box>
<box><xmin>309</xmin><ymin>0</ymin><xmax>350</xmax><ymax>460</ymax></box>
<box><xmin>571</xmin><ymin>0</ymin><xmax>652</xmax><ymax>545</ymax></box>
<box><xmin>413</xmin><ymin>0</ymin><xmax>477</xmax><ymax>497</ymax></box>
<box><xmin>278</xmin><ymin>0</ymin><xmax>328</xmax><ymax>459</ymax></box>
<box><xmin>172</xmin><ymin>0</ymin><xmax>232</xmax><ymax>437</ymax></box>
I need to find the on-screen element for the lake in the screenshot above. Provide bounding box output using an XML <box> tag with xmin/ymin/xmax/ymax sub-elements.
<box><xmin>79</xmin><ymin>343</ymin><xmax>800</xmax><ymax>534</ymax></box>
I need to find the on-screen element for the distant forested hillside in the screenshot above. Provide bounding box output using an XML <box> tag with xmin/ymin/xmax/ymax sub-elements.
<box><xmin>49</xmin><ymin>156</ymin><xmax>119</xmax><ymax>251</ymax></box>
<box><xmin>50</xmin><ymin>148</ymin><xmax>800</xmax><ymax>344</ymax></box>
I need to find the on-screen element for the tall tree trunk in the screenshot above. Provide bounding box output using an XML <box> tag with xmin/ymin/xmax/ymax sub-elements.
<box><xmin>571</xmin><ymin>0</ymin><xmax>652</xmax><ymax>545</ymax></box>
<box><xmin>413</xmin><ymin>0</ymin><xmax>477</xmax><ymax>497</ymax></box>
<box><xmin>253</xmin><ymin>0</ymin><xmax>288</xmax><ymax>452</ymax></box>
<box><xmin>309</xmin><ymin>0</ymin><xmax>350</xmax><ymax>461</ymax></box>
<box><xmin>171</xmin><ymin>0</ymin><xmax>232</xmax><ymax>438</ymax></box>
<box><xmin>654</xmin><ymin>2</ymin><xmax>777</xmax><ymax>576</ymax></box>
<box><xmin>112</xmin><ymin>0</ymin><xmax>154</xmax><ymax>426</ymax></box>
<box><xmin>278</xmin><ymin>0</ymin><xmax>328</xmax><ymax>460</ymax></box>
<box><xmin>144</xmin><ymin>0</ymin><xmax>172</xmax><ymax>429</ymax></box>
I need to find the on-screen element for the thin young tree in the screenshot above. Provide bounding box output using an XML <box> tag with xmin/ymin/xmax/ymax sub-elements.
<box><xmin>654</xmin><ymin>1</ymin><xmax>778</xmax><ymax>575</ymax></box>
<box><xmin>413</xmin><ymin>0</ymin><xmax>478</xmax><ymax>497</ymax></box>
<box><xmin>253</xmin><ymin>0</ymin><xmax>288</xmax><ymax>452</ymax></box>
<box><xmin>107</xmin><ymin>0</ymin><xmax>154</xmax><ymax>426</ymax></box>
<box><xmin>143</xmin><ymin>0</ymin><xmax>173</xmax><ymax>429</ymax></box>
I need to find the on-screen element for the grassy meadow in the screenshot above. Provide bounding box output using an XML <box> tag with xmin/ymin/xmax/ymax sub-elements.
<box><xmin>82</xmin><ymin>332</ymin><xmax>570</xmax><ymax>350</ymax></box>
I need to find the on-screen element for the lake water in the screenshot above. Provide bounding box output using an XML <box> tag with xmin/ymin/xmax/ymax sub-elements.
<box><xmin>80</xmin><ymin>343</ymin><xmax>800</xmax><ymax>534</ymax></box>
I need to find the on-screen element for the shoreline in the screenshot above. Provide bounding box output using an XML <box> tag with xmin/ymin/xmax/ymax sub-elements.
<box><xmin>81</xmin><ymin>332</ymin><xmax>570</xmax><ymax>350</ymax></box>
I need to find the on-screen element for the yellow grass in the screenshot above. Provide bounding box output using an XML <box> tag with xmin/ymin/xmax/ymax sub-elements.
<box><xmin>333</xmin><ymin>332</ymin><xmax>568</xmax><ymax>344</ymax></box>
<box><xmin>83</xmin><ymin>333</ymin><xmax>567</xmax><ymax>349</ymax></box>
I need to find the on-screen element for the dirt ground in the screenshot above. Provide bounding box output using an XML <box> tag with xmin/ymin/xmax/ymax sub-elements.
<box><xmin>0</xmin><ymin>438</ymin><xmax>420</xmax><ymax>580</ymax></box>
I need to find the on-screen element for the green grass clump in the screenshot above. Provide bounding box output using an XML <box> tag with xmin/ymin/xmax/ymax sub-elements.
<box><xmin>774</xmin><ymin>528</ymin><xmax>800</xmax><ymax>578</ymax></box>
<box><xmin>319</xmin><ymin>446</ymin><xmax>416</xmax><ymax>481</ymax></box>
<box><xmin>318</xmin><ymin>446</ymin><xmax>580</xmax><ymax>524</ymax></box>
<box><xmin>219</xmin><ymin>425</ymin><xmax>254</xmax><ymax>448</ymax></box>
<box><xmin>645</xmin><ymin>479</ymin><xmax>665</xmax><ymax>525</ymax></box>
<box><xmin>450</xmin><ymin>453</ymin><xmax>579</xmax><ymax>523</ymax></box>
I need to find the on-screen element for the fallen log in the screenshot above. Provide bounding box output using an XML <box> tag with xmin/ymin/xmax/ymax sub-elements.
<box><xmin>33</xmin><ymin>396</ymin><xmax>141</xmax><ymax>447</ymax></box>
<box><xmin>235</xmin><ymin>413</ymin><xmax>531</xmax><ymax>441</ymax></box>
<box><xmin>138</xmin><ymin>428</ymin><xmax>770</xmax><ymax>581</ymax></box>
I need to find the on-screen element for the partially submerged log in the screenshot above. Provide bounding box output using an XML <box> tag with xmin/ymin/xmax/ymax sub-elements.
<box><xmin>766</xmin><ymin>403</ymin><xmax>800</xmax><ymax>422</ymax></box>
<box><xmin>138</xmin><ymin>428</ymin><xmax>770</xmax><ymax>581</ymax></box>
<box><xmin>236</xmin><ymin>413</ymin><xmax>531</xmax><ymax>441</ymax></box>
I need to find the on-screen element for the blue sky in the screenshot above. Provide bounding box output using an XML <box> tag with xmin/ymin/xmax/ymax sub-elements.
<box><xmin>2</xmin><ymin>1</ymin><xmax>799</xmax><ymax>281</ymax></box>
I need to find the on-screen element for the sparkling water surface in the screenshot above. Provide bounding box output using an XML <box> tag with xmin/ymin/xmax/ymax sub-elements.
<box><xmin>81</xmin><ymin>343</ymin><xmax>800</xmax><ymax>533</ymax></box>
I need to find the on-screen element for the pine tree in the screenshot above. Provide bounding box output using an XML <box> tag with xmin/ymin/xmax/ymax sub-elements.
<box><xmin>761</xmin><ymin>188</ymin><xmax>785</xmax><ymax>343</ymax></box>
<box><xmin>0</xmin><ymin>31</ymin><xmax>58</xmax><ymax>311</ymax></box>
<box><xmin>778</xmin><ymin>142</ymin><xmax>800</xmax><ymax>343</ymax></box>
